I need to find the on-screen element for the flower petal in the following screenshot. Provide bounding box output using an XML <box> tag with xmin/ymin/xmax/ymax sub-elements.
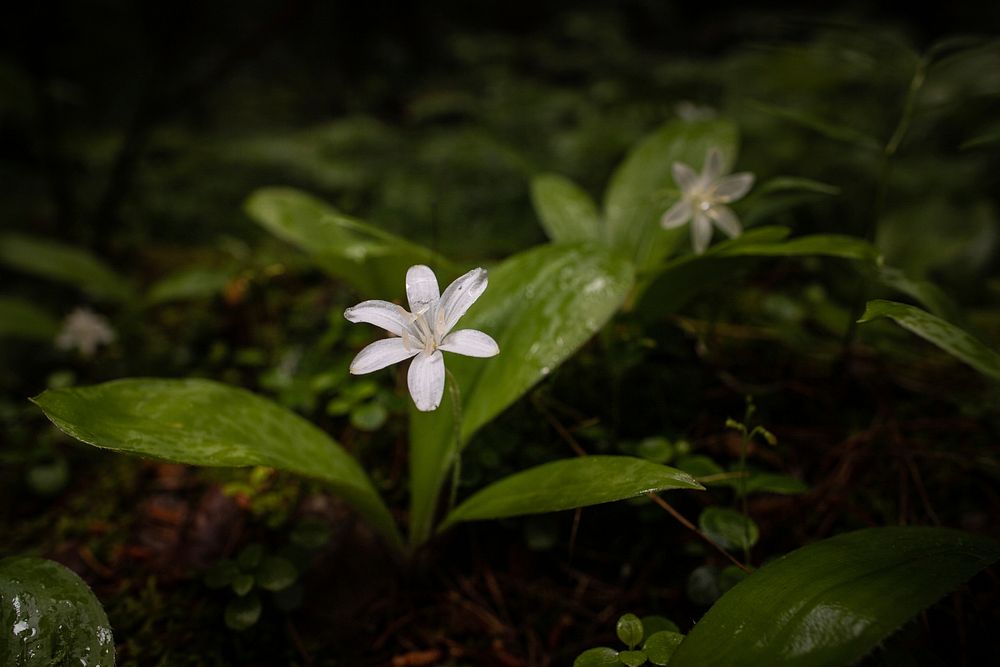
<box><xmin>349</xmin><ymin>338</ymin><xmax>418</xmax><ymax>375</ymax></box>
<box><xmin>707</xmin><ymin>205</ymin><xmax>743</xmax><ymax>238</ymax></box>
<box><xmin>437</xmin><ymin>267</ymin><xmax>488</xmax><ymax>335</ymax></box>
<box><xmin>407</xmin><ymin>350</ymin><xmax>445</xmax><ymax>411</ymax></box>
<box><xmin>660</xmin><ymin>199</ymin><xmax>693</xmax><ymax>229</ymax></box>
<box><xmin>672</xmin><ymin>162</ymin><xmax>699</xmax><ymax>193</ymax></box>
<box><xmin>344</xmin><ymin>300</ymin><xmax>412</xmax><ymax>337</ymax></box>
<box><xmin>692</xmin><ymin>211</ymin><xmax>713</xmax><ymax>254</ymax></box>
<box><xmin>440</xmin><ymin>329</ymin><xmax>500</xmax><ymax>358</ymax></box>
<box><xmin>702</xmin><ymin>147</ymin><xmax>724</xmax><ymax>182</ymax></box>
<box><xmin>711</xmin><ymin>172</ymin><xmax>754</xmax><ymax>203</ymax></box>
<box><xmin>405</xmin><ymin>264</ymin><xmax>440</xmax><ymax>313</ymax></box>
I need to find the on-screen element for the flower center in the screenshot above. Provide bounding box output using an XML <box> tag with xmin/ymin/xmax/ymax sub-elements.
<box><xmin>406</xmin><ymin>306</ymin><xmax>442</xmax><ymax>355</ymax></box>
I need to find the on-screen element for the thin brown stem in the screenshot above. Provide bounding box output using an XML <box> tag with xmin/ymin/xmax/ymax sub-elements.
<box><xmin>647</xmin><ymin>493</ymin><xmax>751</xmax><ymax>574</ymax></box>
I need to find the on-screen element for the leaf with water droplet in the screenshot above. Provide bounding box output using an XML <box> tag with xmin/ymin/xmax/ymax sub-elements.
<box><xmin>0</xmin><ymin>556</ymin><xmax>115</xmax><ymax>667</ymax></box>
<box><xmin>644</xmin><ymin>631</ymin><xmax>684</xmax><ymax>666</ymax></box>
<box><xmin>669</xmin><ymin>527</ymin><xmax>1000</xmax><ymax>667</ymax></box>
<box><xmin>31</xmin><ymin>379</ymin><xmax>402</xmax><ymax>551</ymax></box>
<box><xmin>859</xmin><ymin>299</ymin><xmax>1000</xmax><ymax>381</ymax></box>
<box><xmin>617</xmin><ymin>613</ymin><xmax>644</xmax><ymax>648</ymax></box>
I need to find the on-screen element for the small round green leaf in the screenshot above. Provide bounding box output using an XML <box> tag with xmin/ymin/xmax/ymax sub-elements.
<box><xmin>644</xmin><ymin>631</ymin><xmax>684</xmax><ymax>666</ymax></box>
<box><xmin>350</xmin><ymin>401</ymin><xmax>387</xmax><ymax>431</ymax></box>
<box><xmin>231</xmin><ymin>573</ymin><xmax>255</xmax><ymax>597</ymax></box>
<box><xmin>637</xmin><ymin>437</ymin><xmax>674</xmax><ymax>464</ymax></box>
<box><xmin>698</xmin><ymin>508</ymin><xmax>759</xmax><ymax>552</ymax></box>
<box><xmin>225</xmin><ymin>594</ymin><xmax>262</xmax><ymax>631</ymax></box>
<box><xmin>617</xmin><ymin>613</ymin><xmax>644</xmax><ymax>648</ymax></box>
<box><xmin>640</xmin><ymin>616</ymin><xmax>679</xmax><ymax>637</ymax></box>
<box><xmin>237</xmin><ymin>544</ymin><xmax>263</xmax><ymax>570</ymax></box>
<box><xmin>255</xmin><ymin>556</ymin><xmax>298</xmax><ymax>592</ymax></box>
<box><xmin>618</xmin><ymin>650</ymin><xmax>647</xmax><ymax>667</ymax></box>
<box><xmin>574</xmin><ymin>647</ymin><xmax>621</xmax><ymax>667</ymax></box>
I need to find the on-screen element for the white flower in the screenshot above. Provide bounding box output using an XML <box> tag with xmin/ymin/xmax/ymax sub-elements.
<box><xmin>660</xmin><ymin>147</ymin><xmax>755</xmax><ymax>254</ymax></box>
<box><xmin>344</xmin><ymin>265</ymin><xmax>499</xmax><ymax>411</ymax></box>
<box><xmin>55</xmin><ymin>307</ymin><xmax>116</xmax><ymax>357</ymax></box>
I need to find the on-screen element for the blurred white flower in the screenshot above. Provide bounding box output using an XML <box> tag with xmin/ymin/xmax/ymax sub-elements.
<box><xmin>660</xmin><ymin>147</ymin><xmax>755</xmax><ymax>254</ymax></box>
<box><xmin>55</xmin><ymin>307</ymin><xmax>116</xmax><ymax>357</ymax></box>
<box><xmin>344</xmin><ymin>265</ymin><xmax>499</xmax><ymax>412</ymax></box>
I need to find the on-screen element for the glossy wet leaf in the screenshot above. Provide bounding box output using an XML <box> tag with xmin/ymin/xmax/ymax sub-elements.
<box><xmin>603</xmin><ymin>117</ymin><xmax>739</xmax><ymax>270</ymax></box>
<box><xmin>698</xmin><ymin>507</ymin><xmax>759</xmax><ymax>552</ymax></box>
<box><xmin>645</xmin><ymin>631</ymin><xmax>684</xmax><ymax>666</ymax></box>
<box><xmin>531</xmin><ymin>173</ymin><xmax>603</xmax><ymax>243</ymax></box>
<box><xmin>146</xmin><ymin>268</ymin><xmax>234</xmax><ymax>304</ymax></box>
<box><xmin>441</xmin><ymin>456</ymin><xmax>701</xmax><ymax>528</ymax></box>
<box><xmin>617</xmin><ymin>613</ymin><xmax>644</xmax><ymax>649</ymax></box>
<box><xmin>859</xmin><ymin>300</ymin><xmax>1000</xmax><ymax>381</ymax></box>
<box><xmin>574</xmin><ymin>647</ymin><xmax>621</xmax><ymax>667</ymax></box>
<box><xmin>245</xmin><ymin>187</ymin><xmax>459</xmax><ymax>297</ymax></box>
<box><xmin>31</xmin><ymin>378</ymin><xmax>402</xmax><ymax>550</ymax></box>
<box><xmin>0</xmin><ymin>296</ymin><xmax>59</xmax><ymax>341</ymax></box>
<box><xmin>410</xmin><ymin>243</ymin><xmax>634</xmax><ymax>543</ymax></box>
<box><xmin>0</xmin><ymin>233</ymin><xmax>133</xmax><ymax>302</ymax></box>
<box><xmin>0</xmin><ymin>556</ymin><xmax>115</xmax><ymax>667</ymax></box>
<box><xmin>670</xmin><ymin>527</ymin><xmax>1000</xmax><ymax>667</ymax></box>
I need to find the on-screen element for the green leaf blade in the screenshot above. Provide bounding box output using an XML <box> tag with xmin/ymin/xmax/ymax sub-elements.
<box><xmin>31</xmin><ymin>378</ymin><xmax>402</xmax><ymax>550</ymax></box>
<box><xmin>858</xmin><ymin>299</ymin><xmax>1000</xmax><ymax>381</ymax></box>
<box><xmin>670</xmin><ymin>527</ymin><xmax>1000</xmax><ymax>667</ymax></box>
<box><xmin>0</xmin><ymin>296</ymin><xmax>60</xmax><ymax>341</ymax></box>
<box><xmin>0</xmin><ymin>234</ymin><xmax>133</xmax><ymax>302</ymax></box>
<box><xmin>245</xmin><ymin>187</ymin><xmax>458</xmax><ymax>297</ymax></box>
<box><xmin>441</xmin><ymin>456</ymin><xmax>702</xmax><ymax>528</ymax></box>
<box><xmin>531</xmin><ymin>173</ymin><xmax>603</xmax><ymax>244</ymax></box>
<box><xmin>0</xmin><ymin>557</ymin><xmax>116</xmax><ymax>667</ymax></box>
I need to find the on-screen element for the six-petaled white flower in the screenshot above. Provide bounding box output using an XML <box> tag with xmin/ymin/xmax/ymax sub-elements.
<box><xmin>660</xmin><ymin>147</ymin><xmax>755</xmax><ymax>254</ymax></box>
<box><xmin>344</xmin><ymin>265</ymin><xmax>499</xmax><ymax>411</ymax></box>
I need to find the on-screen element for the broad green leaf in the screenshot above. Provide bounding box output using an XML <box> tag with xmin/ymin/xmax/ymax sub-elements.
<box><xmin>409</xmin><ymin>244</ymin><xmax>635</xmax><ymax>543</ymax></box>
<box><xmin>255</xmin><ymin>556</ymin><xmax>297</xmax><ymax>591</ymax></box>
<box><xmin>858</xmin><ymin>300</ymin><xmax>1000</xmax><ymax>381</ymax></box>
<box><xmin>225</xmin><ymin>594</ymin><xmax>262</xmax><ymax>631</ymax></box>
<box><xmin>146</xmin><ymin>268</ymin><xmax>234</xmax><ymax>304</ymax></box>
<box><xmin>245</xmin><ymin>187</ymin><xmax>459</xmax><ymax>297</ymax></box>
<box><xmin>31</xmin><ymin>379</ymin><xmax>402</xmax><ymax>550</ymax></box>
<box><xmin>0</xmin><ymin>296</ymin><xmax>59</xmax><ymax>341</ymax></box>
<box><xmin>698</xmin><ymin>507</ymin><xmax>759</xmax><ymax>552</ymax></box>
<box><xmin>0</xmin><ymin>556</ymin><xmax>115</xmax><ymax>667</ymax></box>
<box><xmin>641</xmin><ymin>616</ymin><xmax>679</xmax><ymax>637</ymax></box>
<box><xmin>618</xmin><ymin>650</ymin><xmax>646</xmax><ymax>667</ymax></box>
<box><xmin>604</xmin><ymin>118</ymin><xmax>739</xmax><ymax>270</ymax></box>
<box><xmin>531</xmin><ymin>173</ymin><xmax>603</xmax><ymax>243</ymax></box>
<box><xmin>0</xmin><ymin>234</ymin><xmax>134</xmax><ymax>302</ymax></box>
<box><xmin>574</xmin><ymin>647</ymin><xmax>621</xmax><ymax>667</ymax></box>
<box><xmin>670</xmin><ymin>527</ymin><xmax>1000</xmax><ymax>667</ymax></box>
<box><xmin>638</xmin><ymin>230</ymin><xmax>878</xmax><ymax>316</ymax></box>
<box><xmin>440</xmin><ymin>457</ymin><xmax>702</xmax><ymax>529</ymax></box>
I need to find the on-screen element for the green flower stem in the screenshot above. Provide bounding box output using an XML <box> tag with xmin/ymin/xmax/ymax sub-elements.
<box><xmin>445</xmin><ymin>368</ymin><xmax>463</xmax><ymax>514</ymax></box>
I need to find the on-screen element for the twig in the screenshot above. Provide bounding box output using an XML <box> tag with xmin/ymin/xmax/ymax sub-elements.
<box><xmin>647</xmin><ymin>493</ymin><xmax>751</xmax><ymax>574</ymax></box>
